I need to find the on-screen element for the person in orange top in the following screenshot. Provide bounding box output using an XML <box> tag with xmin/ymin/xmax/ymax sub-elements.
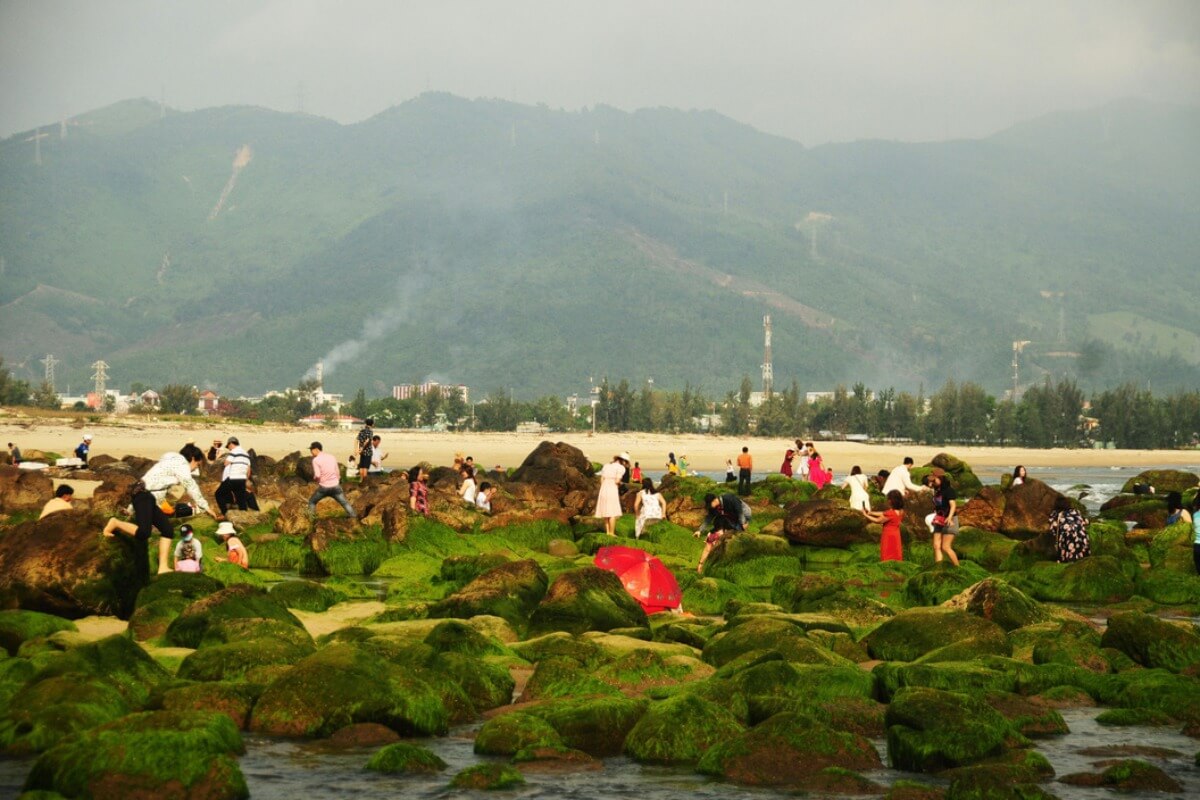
<box><xmin>736</xmin><ymin>446</ymin><xmax>753</xmax><ymax>495</ymax></box>
<box><xmin>214</xmin><ymin>521</ymin><xmax>249</xmax><ymax>569</ymax></box>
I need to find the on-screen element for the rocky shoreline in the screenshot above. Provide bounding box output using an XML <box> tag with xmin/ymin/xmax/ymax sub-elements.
<box><xmin>0</xmin><ymin>442</ymin><xmax>1197</xmax><ymax>799</ymax></box>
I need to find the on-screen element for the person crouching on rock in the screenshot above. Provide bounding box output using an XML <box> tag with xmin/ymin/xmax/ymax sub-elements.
<box><xmin>214</xmin><ymin>521</ymin><xmax>249</xmax><ymax>569</ymax></box>
<box><xmin>103</xmin><ymin>444</ymin><xmax>217</xmax><ymax>577</ymax></box>
<box><xmin>173</xmin><ymin>524</ymin><xmax>203</xmax><ymax>572</ymax></box>
<box><xmin>694</xmin><ymin>492</ymin><xmax>751</xmax><ymax>574</ymax></box>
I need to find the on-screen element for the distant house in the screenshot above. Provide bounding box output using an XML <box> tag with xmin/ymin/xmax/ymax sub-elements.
<box><xmin>197</xmin><ymin>390</ymin><xmax>219</xmax><ymax>415</ymax></box>
<box><xmin>299</xmin><ymin>414</ymin><xmax>363</xmax><ymax>430</ymax></box>
<box><xmin>140</xmin><ymin>390</ymin><xmax>161</xmax><ymax>408</ymax></box>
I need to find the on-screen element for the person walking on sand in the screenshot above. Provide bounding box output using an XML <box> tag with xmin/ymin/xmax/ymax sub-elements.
<box><xmin>103</xmin><ymin>444</ymin><xmax>217</xmax><ymax>576</ymax></box>
<box><xmin>214</xmin><ymin>521</ymin><xmax>249</xmax><ymax>569</ymax></box>
<box><xmin>780</xmin><ymin>448</ymin><xmax>795</xmax><ymax>478</ymax></box>
<box><xmin>633</xmin><ymin>477</ymin><xmax>665</xmax><ymax>539</ymax></box>
<box><xmin>882</xmin><ymin>457</ymin><xmax>929</xmax><ymax>497</ymax></box>
<box><xmin>863</xmin><ymin>490</ymin><xmax>905</xmax><ymax>562</ymax></box>
<box><xmin>307</xmin><ymin>441</ymin><xmax>356</xmax><ymax>518</ymax></box>
<box><xmin>843</xmin><ymin>465</ymin><xmax>871</xmax><ymax>512</ymax></box>
<box><xmin>354</xmin><ymin>418</ymin><xmax>374</xmax><ymax>481</ymax></box>
<box><xmin>736</xmin><ymin>446</ymin><xmax>753</xmax><ymax>495</ymax></box>
<box><xmin>694</xmin><ymin>492</ymin><xmax>751</xmax><ymax>573</ymax></box>
<box><xmin>924</xmin><ymin>469</ymin><xmax>960</xmax><ymax>566</ymax></box>
<box><xmin>596</xmin><ymin>452</ymin><xmax>628</xmax><ymax>536</ymax></box>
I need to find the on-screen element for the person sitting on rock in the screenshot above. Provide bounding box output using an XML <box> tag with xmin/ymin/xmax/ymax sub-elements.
<box><xmin>694</xmin><ymin>492</ymin><xmax>751</xmax><ymax>574</ymax></box>
<box><xmin>74</xmin><ymin>434</ymin><xmax>92</xmax><ymax>466</ymax></box>
<box><xmin>475</xmin><ymin>481</ymin><xmax>495</xmax><ymax>513</ymax></box>
<box><xmin>173</xmin><ymin>524</ymin><xmax>203</xmax><ymax>572</ymax></box>
<box><xmin>39</xmin><ymin>484</ymin><xmax>75</xmax><ymax>519</ymax></box>
<box><xmin>633</xmin><ymin>477</ymin><xmax>665</xmax><ymax>539</ymax></box>
<box><xmin>213</xmin><ymin>521</ymin><xmax>249</xmax><ymax>569</ymax></box>
<box><xmin>459</xmin><ymin>465</ymin><xmax>477</xmax><ymax>506</ymax></box>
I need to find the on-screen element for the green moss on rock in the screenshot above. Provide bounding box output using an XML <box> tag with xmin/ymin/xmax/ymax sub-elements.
<box><xmin>0</xmin><ymin>611</ymin><xmax>77</xmax><ymax>657</ymax></box>
<box><xmin>886</xmin><ymin>687</ymin><xmax>1017</xmax><ymax>773</ymax></box>
<box><xmin>177</xmin><ymin>636</ymin><xmax>315</xmax><ymax>682</ymax></box>
<box><xmin>365</xmin><ymin>742</ymin><xmax>447</xmax><ymax>774</ymax></box>
<box><xmin>1100</xmin><ymin>611</ymin><xmax>1200</xmax><ymax>674</ymax></box>
<box><xmin>269</xmin><ymin>580</ymin><xmax>348</xmax><ymax>612</ymax></box>
<box><xmin>449</xmin><ymin>763</ymin><xmax>525</xmax><ymax>790</ymax></box>
<box><xmin>864</xmin><ymin>608</ymin><xmax>1008</xmax><ymax>662</ymax></box>
<box><xmin>164</xmin><ymin>585</ymin><xmax>305</xmax><ymax>649</ymax></box>
<box><xmin>527</xmin><ymin>567</ymin><xmax>649</xmax><ymax>637</ymax></box>
<box><xmin>903</xmin><ymin>562</ymin><xmax>992</xmax><ymax>606</ymax></box>
<box><xmin>474</xmin><ymin>711</ymin><xmax>563</xmax><ymax>755</ymax></box>
<box><xmin>624</xmin><ymin>693</ymin><xmax>743</xmax><ymax>763</ymax></box>
<box><xmin>526</xmin><ymin>695</ymin><xmax>648</xmax><ymax>756</ymax></box>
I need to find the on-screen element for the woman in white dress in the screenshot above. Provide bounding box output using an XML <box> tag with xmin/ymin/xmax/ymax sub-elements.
<box><xmin>633</xmin><ymin>477</ymin><xmax>665</xmax><ymax>538</ymax></box>
<box><xmin>843</xmin><ymin>465</ymin><xmax>872</xmax><ymax>512</ymax></box>
<box><xmin>596</xmin><ymin>452</ymin><xmax>629</xmax><ymax>536</ymax></box>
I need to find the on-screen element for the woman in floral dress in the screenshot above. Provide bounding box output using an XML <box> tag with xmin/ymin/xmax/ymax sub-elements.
<box><xmin>1049</xmin><ymin>495</ymin><xmax>1090</xmax><ymax>563</ymax></box>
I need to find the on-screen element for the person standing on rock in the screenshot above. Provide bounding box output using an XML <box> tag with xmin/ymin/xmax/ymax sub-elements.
<box><xmin>882</xmin><ymin>457</ymin><xmax>929</xmax><ymax>497</ymax></box>
<box><xmin>354</xmin><ymin>418</ymin><xmax>374</xmax><ymax>481</ymax></box>
<box><xmin>843</xmin><ymin>465</ymin><xmax>871</xmax><ymax>512</ymax></box>
<box><xmin>863</xmin><ymin>490</ymin><xmax>905</xmax><ymax>562</ymax></box>
<box><xmin>924</xmin><ymin>469</ymin><xmax>960</xmax><ymax>566</ymax></box>
<box><xmin>780</xmin><ymin>448</ymin><xmax>795</xmax><ymax>478</ymax></box>
<box><xmin>1049</xmin><ymin>495</ymin><xmax>1090</xmax><ymax>563</ymax></box>
<box><xmin>102</xmin><ymin>444</ymin><xmax>216</xmax><ymax>576</ymax></box>
<box><xmin>736</xmin><ymin>446</ymin><xmax>753</xmax><ymax>495</ymax></box>
<box><xmin>596</xmin><ymin>452</ymin><xmax>629</xmax><ymax>536</ymax></box>
<box><xmin>694</xmin><ymin>492</ymin><xmax>751</xmax><ymax>573</ymax></box>
<box><xmin>214</xmin><ymin>437</ymin><xmax>253</xmax><ymax>515</ymax></box>
<box><xmin>307</xmin><ymin>441</ymin><xmax>356</xmax><ymax>518</ymax></box>
<box><xmin>408</xmin><ymin>465</ymin><xmax>430</xmax><ymax>516</ymax></box>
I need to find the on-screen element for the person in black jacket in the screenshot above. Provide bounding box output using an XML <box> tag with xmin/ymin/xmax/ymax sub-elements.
<box><xmin>694</xmin><ymin>492</ymin><xmax>751</xmax><ymax>574</ymax></box>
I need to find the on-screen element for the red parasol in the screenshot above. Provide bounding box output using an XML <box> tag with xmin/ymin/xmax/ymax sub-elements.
<box><xmin>593</xmin><ymin>544</ymin><xmax>681</xmax><ymax>614</ymax></box>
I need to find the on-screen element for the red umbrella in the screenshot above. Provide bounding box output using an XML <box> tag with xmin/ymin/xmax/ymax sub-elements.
<box><xmin>593</xmin><ymin>545</ymin><xmax>681</xmax><ymax>614</ymax></box>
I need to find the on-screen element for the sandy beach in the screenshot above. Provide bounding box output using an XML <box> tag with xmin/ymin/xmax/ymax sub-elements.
<box><xmin>3</xmin><ymin>414</ymin><xmax>1198</xmax><ymax>476</ymax></box>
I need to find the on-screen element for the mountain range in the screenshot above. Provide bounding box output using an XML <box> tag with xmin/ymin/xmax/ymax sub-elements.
<box><xmin>2</xmin><ymin>93</ymin><xmax>1198</xmax><ymax>399</ymax></box>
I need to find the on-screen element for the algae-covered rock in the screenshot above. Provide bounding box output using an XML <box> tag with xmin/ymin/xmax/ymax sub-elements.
<box><xmin>449</xmin><ymin>763</ymin><xmax>526</xmax><ymax>790</ymax></box>
<box><xmin>864</xmin><ymin>608</ymin><xmax>1009</xmax><ymax>662</ymax></box>
<box><xmin>526</xmin><ymin>695</ymin><xmax>648</xmax><ymax>756</ymax></box>
<box><xmin>1135</xmin><ymin>569</ymin><xmax>1200</xmax><ymax>605</ymax></box>
<box><xmin>427</xmin><ymin>559</ymin><xmax>548</xmax><ymax>631</ymax></box>
<box><xmin>1094</xmin><ymin>707</ymin><xmax>1175</xmax><ymax>727</ymax></box>
<box><xmin>165</xmin><ymin>585</ymin><xmax>305</xmax><ymax>649</ymax></box>
<box><xmin>432</xmin><ymin>652</ymin><xmax>515</xmax><ymax>712</ymax></box>
<box><xmin>0</xmin><ymin>611</ymin><xmax>78</xmax><ymax>656</ymax></box>
<box><xmin>1121</xmin><ymin>470</ymin><xmax>1198</xmax><ymax>495</ymax></box>
<box><xmin>697</xmin><ymin>711</ymin><xmax>881</xmax><ymax>786</ymax></box>
<box><xmin>903</xmin><ymin>562</ymin><xmax>992</xmax><ymax>606</ymax></box>
<box><xmin>952</xmin><ymin>526</ymin><xmax>1018</xmax><ymax>570</ymax></box>
<box><xmin>1059</xmin><ymin>759</ymin><xmax>1183</xmax><ymax>793</ymax></box>
<box><xmin>726</xmin><ymin>660</ymin><xmax>878</xmax><ymax>722</ymax></box>
<box><xmin>22</xmin><ymin>710</ymin><xmax>247</xmax><ymax>800</ymax></box>
<box><xmin>886</xmin><ymin>687</ymin><xmax>1017</xmax><ymax>772</ymax></box>
<box><xmin>269</xmin><ymin>580</ymin><xmax>348</xmax><ymax>612</ymax></box>
<box><xmin>1005</xmin><ymin>556</ymin><xmax>1135</xmax><ymax>604</ymax></box>
<box><xmin>700</xmin><ymin>533</ymin><xmax>803</xmax><ymax>586</ymax></box>
<box><xmin>177</xmin><ymin>636</ymin><xmax>316</xmax><ymax>682</ymax></box>
<box><xmin>474</xmin><ymin>711</ymin><xmax>564</xmax><ymax>755</ymax></box>
<box><xmin>28</xmin><ymin>634</ymin><xmax>170</xmax><ymax>708</ymax></box>
<box><xmin>527</xmin><ymin>567</ymin><xmax>649</xmax><ymax>637</ymax></box>
<box><xmin>250</xmin><ymin>643</ymin><xmax>449</xmax><ymax>738</ymax></box>
<box><xmin>702</xmin><ymin>616</ymin><xmax>849</xmax><ymax>667</ymax></box>
<box><xmin>983</xmin><ymin>692</ymin><xmax>1068</xmax><ymax>737</ymax></box>
<box><xmin>0</xmin><ymin>675</ymin><xmax>131</xmax><ymax>754</ymax></box>
<box><xmin>161</xmin><ymin>682</ymin><xmax>261</xmax><ymax>730</ymax></box>
<box><xmin>874</xmin><ymin>661</ymin><xmax>1021</xmax><ymax>701</ymax></box>
<box><xmin>365</xmin><ymin>742</ymin><xmax>447</xmax><ymax>774</ymax></box>
<box><xmin>624</xmin><ymin>693</ymin><xmax>744</xmax><ymax>764</ymax></box>
<box><xmin>1148</xmin><ymin>525</ymin><xmax>1199</xmax><ymax>575</ymax></box>
<box><xmin>134</xmin><ymin>571</ymin><xmax>225</xmax><ymax>609</ymax></box>
<box><xmin>1100</xmin><ymin>611</ymin><xmax>1200</xmax><ymax>674</ymax></box>
<box><xmin>943</xmin><ymin>579</ymin><xmax>1050</xmax><ymax>632</ymax></box>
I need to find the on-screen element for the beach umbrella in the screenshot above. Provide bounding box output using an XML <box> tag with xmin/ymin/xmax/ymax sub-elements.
<box><xmin>593</xmin><ymin>545</ymin><xmax>681</xmax><ymax>614</ymax></box>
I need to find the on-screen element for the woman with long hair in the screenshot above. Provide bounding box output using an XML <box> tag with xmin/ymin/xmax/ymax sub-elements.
<box><xmin>863</xmin><ymin>490</ymin><xmax>905</xmax><ymax>561</ymax></box>
<box><xmin>596</xmin><ymin>453</ymin><xmax>629</xmax><ymax>536</ymax></box>
<box><xmin>633</xmin><ymin>477</ymin><xmax>665</xmax><ymax>539</ymax></box>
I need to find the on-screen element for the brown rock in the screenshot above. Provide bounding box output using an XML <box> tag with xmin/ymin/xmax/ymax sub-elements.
<box><xmin>510</xmin><ymin>441</ymin><xmax>596</xmax><ymax>495</ymax></box>
<box><xmin>958</xmin><ymin>486</ymin><xmax>1005</xmax><ymax>531</ymax></box>
<box><xmin>784</xmin><ymin>500</ymin><xmax>872</xmax><ymax>548</ymax></box>
<box><xmin>481</xmin><ymin>508</ymin><xmax>574</xmax><ymax>532</ymax></box>
<box><xmin>276</xmin><ymin>497</ymin><xmax>314</xmax><ymax>536</ymax></box>
<box><xmin>382</xmin><ymin>504</ymin><xmax>411</xmax><ymax>543</ymax></box>
<box><xmin>999</xmin><ymin>479</ymin><xmax>1067</xmax><ymax>539</ymax></box>
<box><xmin>305</xmin><ymin>518</ymin><xmax>359</xmax><ymax>552</ymax></box>
<box><xmin>328</xmin><ymin>722</ymin><xmax>402</xmax><ymax>748</ymax></box>
<box><xmin>0</xmin><ymin>465</ymin><xmax>53</xmax><ymax>512</ymax></box>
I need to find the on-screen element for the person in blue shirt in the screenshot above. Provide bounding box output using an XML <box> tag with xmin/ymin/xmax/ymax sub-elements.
<box><xmin>74</xmin><ymin>434</ymin><xmax>92</xmax><ymax>465</ymax></box>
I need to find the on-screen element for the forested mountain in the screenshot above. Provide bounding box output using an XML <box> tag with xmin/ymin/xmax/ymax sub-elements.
<box><xmin>2</xmin><ymin>94</ymin><xmax>1197</xmax><ymax>398</ymax></box>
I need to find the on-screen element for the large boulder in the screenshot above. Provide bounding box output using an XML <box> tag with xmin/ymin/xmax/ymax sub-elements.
<box><xmin>164</xmin><ymin>585</ymin><xmax>306</xmax><ymax>649</ymax></box>
<box><xmin>1005</xmin><ymin>556</ymin><xmax>1135</xmax><ymax>604</ymax></box>
<box><xmin>1121</xmin><ymin>470</ymin><xmax>1198</xmax><ymax>495</ymax></box>
<box><xmin>943</xmin><ymin>579</ymin><xmax>1050</xmax><ymax>632</ymax></box>
<box><xmin>902</xmin><ymin>562</ymin><xmax>992</xmax><ymax>606</ymax></box>
<box><xmin>525</xmin><ymin>695</ymin><xmax>647</xmax><ymax>756</ymax></box>
<box><xmin>0</xmin><ymin>465</ymin><xmax>53</xmax><ymax>512</ymax></box>
<box><xmin>925</xmin><ymin>454</ymin><xmax>983</xmax><ymax>496</ymax></box>
<box><xmin>509</xmin><ymin>441</ymin><xmax>596</xmax><ymax>499</ymax></box>
<box><xmin>527</xmin><ymin>567</ymin><xmax>649</xmax><ymax>637</ymax></box>
<box><xmin>885</xmin><ymin>687</ymin><xmax>1017</xmax><ymax>773</ymax></box>
<box><xmin>22</xmin><ymin>710</ymin><xmax>248</xmax><ymax>800</ymax></box>
<box><xmin>624</xmin><ymin>694</ymin><xmax>744</xmax><ymax>764</ymax></box>
<box><xmin>250</xmin><ymin>643</ymin><xmax>449</xmax><ymax>738</ymax></box>
<box><xmin>998</xmin><ymin>480</ymin><xmax>1070</xmax><ymax>538</ymax></box>
<box><xmin>1100</xmin><ymin>612</ymin><xmax>1200</xmax><ymax>674</ymax></box>
<box><xmin>957</xmin><ymin>487</ymin><xmax>1005</xmax><ymax>532</ymax></box>
<box><xmin>428</xmin><ymin>559</ymin><xmax>548</xmax><ymax>631</ymax></box>
<box><xmin>0</xmin><ymin>512</ymin><xmax>146</xmax><ymax>619</ymax></box>
<box><xmin>697</xmin><ymin>711</ymin><xmax>881</xmax><ymax>786</ymax></box>
<box><xmin>702</xmin><ymin>617</ymin><xmax>848</xmax><ymax>667</ymax></box>
<box><xmin>863</xmin><ymin>608</ymin><xmax>1009</xmax><ymax>663</ymax></box>
<box><xmin>0</xmin><ymin>610</ymin><xmax>77</xmax><ymax>656</ymax></box>
<box><xmin>783</xmin><ymin>500</ymin><xmax>873</xmax><ymax>548</ymax></box>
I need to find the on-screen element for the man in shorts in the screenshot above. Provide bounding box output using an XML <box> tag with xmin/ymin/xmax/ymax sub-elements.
<box><xmin>354</xmin><ymin>418</ymin><xmax>374</xmax><ymax>481</ymax></box>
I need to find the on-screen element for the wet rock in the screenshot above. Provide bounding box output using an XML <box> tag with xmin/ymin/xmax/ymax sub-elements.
<box><xmin>269</xmin><ymin>579</ymin><xmax>347</xmax><ymax>612</ymax></box>
<box><xmin>1121</xmin><ymin>470</ymin><xmax>1198</xmax><ymax>495</ymax></box>
<box><xmin>474</xmin><ymin>712</ymin><xmax>564</xmax><ymax>755</ymax></box>
<box><xmin>527</xmin><ymin>567</ymin><xmax>649</xmax><ymax>637</ymax></box>
<box><xmin>942</xmin><ymin>578</ymin><xmax>1050</xmax><ymax>632</ymax></box>
<box><xmin>903</xmin><ymin>562</ymin><xmax>992</xmax><ymax>606</ymax></box>
<box><xmin>177</xmin><ymin>636</ymin><xmax>316</xmax><ymax>682</ymax></box>
<box><xmin>449</xmin><ymin>763</ymin><xmax>526</xmax><ymax>790</ymax></box>
<box><xmin>864</xmin><ymin>608</ymin><xmax>1009</xmax><ymax>662</ymax></box>
<box><xmin>625</xmin><ymin>693</ymin><xmax>744</xmax><ymax>764</ymax></box>
<box><xmin>164</xmin><ymin>585</ymin><xmax>305</xmax><ymax>649</ymax></box>
<box><xmin>885</xmin><ymin>687</ymin><xmax>1016</xmax><ymax>772</ymax></box>
<box><xmin>1059</xmin><ymin>759</ymin><xmax>1183</xmax><ymax>793</ymax></box>
<box><xmin>526</xmin><ymin>695</ymin><xmax>647</xmax><ymax>756</ymax></box>
<box><xmin>1100</xmin><ymin>611</ymin><xmax>1200</xmax><ymax>674</ymax></box>
<box><xmin>1005</xmin><ymin>556</ymin><xmax>1135</xmax><ymax>604</ymax></box>
<box><xmin>702</xmin><ymin>617</ymin><xmax>848</xmax><ymax>668</ymax></box>
<box><xmin>161</xmin><ymin>682</ymin><xmax>262</xmax><ymax>731</ymax></box>
<box><xmin>366</xmin><ymin>742</ymin><xmax>447</xmax><ymax>774</ymax></box>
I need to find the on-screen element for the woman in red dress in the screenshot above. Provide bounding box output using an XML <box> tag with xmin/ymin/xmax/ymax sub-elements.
<box><xmin>780</xmin><ymin>449</ymin><xmax>795</xmax><ymax>477</ymax></box>
<box><xmin>863</xmin><ymin>489</ymin><xmax>905</xmax><ymax>561</ymax></box>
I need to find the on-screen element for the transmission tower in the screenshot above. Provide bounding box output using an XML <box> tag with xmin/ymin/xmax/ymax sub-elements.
<box><xmin>91</xmin><ymin>360</ymin><xmax>109</xmax><ymax>399</ymax></box>
<box><xmin>40</xmin><ymin>354</ymin><xmax>59</xmax><ymax>392</ymax></box>
<box><xmin>1011</xmin><ymin>341</ymin><xmax>1031</xmax><ymax>400</ymax></box>
<box><xmin>761</xmin><ymin>315</ymin><xmax>773</xmax><ymax>397</ymax></box>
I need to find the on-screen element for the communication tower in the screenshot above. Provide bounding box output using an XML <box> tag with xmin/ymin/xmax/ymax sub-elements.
<box><xmin>761</xmin><ymin>315</ymin><xmax>773</xmax><ymax>397</ymax></box>
<box><xmin>40</xmin><ymin>354</ymin><xmax>58</xmax><ymax>392</ymax></box>
<box><xmin>91</xmin><ymin>360</ymin><xmax>109</xmax><ymax>399</ymax></box>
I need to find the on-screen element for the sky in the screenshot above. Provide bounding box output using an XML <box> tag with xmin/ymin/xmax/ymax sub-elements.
<box><xmin>1</xmin><ymin>0</ymin><xmax>1199</xmax><ymax>145</ymax></box>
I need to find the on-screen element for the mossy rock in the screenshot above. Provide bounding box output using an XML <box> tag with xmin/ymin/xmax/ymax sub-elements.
<box><xmin>1093</xmin><ymin>668</ymin><xmax>1200</xmax><ymax>726</ymax></box>
<box><xmin>421</xmin><ymin>619</ymin><xmax>510</xmax><ymax>657</ymax></box>
<box><xmin>128</xmin><ymin>595</ymin><xmax>191</xmax><ymax>641</ymax></box>
<box><xmin>1005</xmin><ymin>556</ymin><xmax>1135</xmax><ymax>604</ymax></box>
<box><xmin>203</xmin><ymin>561</ymin><xmax>269</xmax><ymax>588</ymax></box>
<box><xmin>508</xmin><ymin>631</ymin><xmax>605</xmax><ymax>665</ymax></box>
<box><xmin>953</xmin><ymin>528</ymin><xmax>1019</xmax><ymax>571</ymax></box>
<box><xmin>432</xmin><ymin>652</ymin><xmax>514</xmax><ymax>712</ymax></box>
<box><xmin>246</xmin><ymin>536</ymin><xmax>306</xmax><ymax>571</ymax></box>
<box><xmin>726</xmin><ymin>661</ymin><xmax>878</xmax><ymax>722</ymax></box>
<box><xmin>592</xmin><ymin>648</ymin><xmax>706</xmax><ymax>692</ymax></box>
<box><xmin>874</xmin><ymin>661</ymin><xmax>1021</xmax><ymax>701</ymax></box>
<box><xmin>268</xmin><ymin>580</ymin><xmax>348</xmax><ymax>612</ymax></box>
<box><xmin>982</xmin><ymin>692</ymin><xmax>1068</xmax><ymax>737</ymax></box>
<box><xmin>886</xmin><ymin>687</ymin><xmax>1017</xmax><ymax>772</ymax></box>
<box><xmin>944</xmin><ymin>578</ymin><xmax>1050</xmax><ymax>632</ymax></box>
<box><xmin>653</xmin><ymin>620</ymin><xmax>714</xmax><ymax>649</ymax></box>
<box><xmin>27</xmin><ymin>634</ymin><xmax>171</xmax><ymax>708</ymax></box>
<box><xmin>701</xmin><ymin>533</ymin><xmax>803</xmax><ymax>585</ymax></box>
<box><xmin>22</xmin><ymin>710</ymin><xmax>247</xmax><ymax>799</ymax></box>
<box><xmin>0</xmin><ymin>611</ymin><xmax>77</xmax><ymax>656</ymax></box>
<box><xmin>1100</xmin><ymin>611</ymin><xmax>1200</xmax><ymax>674</ymax></box>
<box><xmin>365</xmin><ymin>742</ymin><xmax>447</xmax><ymax>774</ymax></box>
<box><xmin>903</xmin><ymin>562</ymin><xmax>992</xmax><ymax>606</ymax></box>
<box><xmin>520</xmin><ymin>655</ymin><xmax>621</xmax><ymax>701</ymax></box>
<box><xmin>198</xmin><ymin>617</ymin><xmax>314</xmax><ymax>650</ymax></box>
<box><xmin>624</xmin><ymin>693</ymin><xmax>744</xmax><ymax>763</ymax></box>
<box><xmin>945</xmin><ymin>764</ymin><xmax>1059</xmax><ymax>800</ymax></box>
<box><xmin>427</xmin><ymin>559</ymin><xmax>548</xmax><ymax>632</ymax></box>
<box><xmin>474</xmin><ymin>711</ymin><xmax>563</xmax><ymax>755</ymax></box>
<box><xmin>702</xmin><ymin>616</ymin><xmax>849</xmax><ymax>668</ymax></box>
<box><xmin>526</xmin><ymin>694</ymin><xmax>648</xmax><ymax>756</ymax></box>
<box><xmin>250</xmin><ymin>643</ymin><xmax>449</xmax><ymax>738</ymax></box>
<box><xmin>679</xmin><ymin>575</ymin><xmax>758</xmax><ymax>616</ymax></box>
<box><xmin>1148</xmin><ymin>526</ymin><xmax>1199</xmax><ymax>575</ymax></box>
<box><xmin>928</xmin><ymin>454</ymin><xmax>984</xmax><ymax>496</ymax></box>
<box><xmin>164</xmin><ymin>585</ymin><xmax>305</xmax><ymax>649</ymax></box>
<box><xmin>449</xmin><ymin>763</ymin><xmax>525</xmax><ymax>790</ymax></box>
<box><xmin>1094</xmin><ymin>707</ymin><xmax>1175</xmax><ymax>726</ymax></box>
<box><xmin>911</xmin><ymin>635</ymin><xmax>1014</xmax><ymax>664</ymax></box>
<box><xmin>1135</xmin><ymin>569</ymin><xmax>1200</xmax><ymax>605</ymax></box>
<box><xmin>0</xmin><ymin>674</ymin><xmax>131</xmax><ymax>755</ymax></box>
<box><xmin>885</xmin><ymin>780</ymin><xmax>947</xmax><ymax>800</ymax></box>
<box><xmin>1060</xmin><ymin>759</ymin><xmax>1182</xmax><ymax>793</ymax></box>
<box><xmin>177</xmin><ymin>636</ymin><xmax>316</xmax><ymax>682</ymax></box>
<box><xmin>697</xmin><ymin>711</ymin><xmax>881</xmax><ymax>786</ymax></box>
<box><xmin>161</xmin><ymin>682</ymin><xmax>262</xmax><ymax>730</ymax></box>
<box><xmin>1030</xmin><ymin>634</ymin><xmax>1110</xmax><ymax>675</ymax></box>
<box><xmin>527</xmin><ymin>567</ymin><xmax>649</xmax><ymax>637</ymax></box>
<box><xmin>770</xmin><ymin>572</ymin><xmax>898</xmax><ymax>625</ymax></box>
<box><xmin>864</xmin><ymin>608</ymin><xmax>1009</xmax><ymax>662</ymax></box>
<box><xmin>1121</xmin><ymin>470</ymin><xmax>1198</xmax><ymax>495</ymax></box>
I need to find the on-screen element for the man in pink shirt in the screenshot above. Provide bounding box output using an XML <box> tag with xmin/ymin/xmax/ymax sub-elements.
<box><xmin>308</xmin><ymin>441</ymin><xmax>356</xmax><ymax>518</ymax></box>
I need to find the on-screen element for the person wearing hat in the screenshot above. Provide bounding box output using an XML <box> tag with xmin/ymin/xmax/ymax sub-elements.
<box><xmin>173</xmin><ymin>524</ymin><xmax>203</xmax><ymax>572</ymax></box>
<box><xmin>213</xmin><ymin>521</ymin><xmax>249</xmax><ymax>569</ymax></box>
<box><xmin>214</xmin><ymin>437</ymin><xmax>253</xmax><ymax>515</ymax></box>
<box><xmin>74</xmin><ymin>433</ymin><xmax>93</xmax><ymax>465</ymax></box>
<box><xmin>595</xmin><ymin>452</ymin><xmax>630</xmax><ymax>536</ymax></box>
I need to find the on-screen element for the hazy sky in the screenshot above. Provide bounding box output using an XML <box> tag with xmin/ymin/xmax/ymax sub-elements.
<box><xmin>2</xmin><ymin>0</ymin><xmax>1198</xmax><ymax>145</ymax></box>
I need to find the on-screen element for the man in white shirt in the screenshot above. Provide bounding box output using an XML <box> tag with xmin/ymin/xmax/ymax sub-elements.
<box><xmin>215</xmin><ymin>437</ymin><xmax>253</xmax><ymax>514</ymax></box>
<box><xmin>881</xmin><ymin>457</ymin><xmax>930</xmax><ymax>497</ymax></box>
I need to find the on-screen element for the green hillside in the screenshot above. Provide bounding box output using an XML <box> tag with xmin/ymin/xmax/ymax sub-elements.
<box><xmin>1</xmin><ymin>93</ymin><xmax>1197</xmax><ymax>398</ymax></box>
